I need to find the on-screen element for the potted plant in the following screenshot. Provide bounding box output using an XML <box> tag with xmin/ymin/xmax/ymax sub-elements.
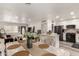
<box><xmin>26</xmin><ymin>32</ymin><xmax>34</xmax><ymax>49</ymax></box>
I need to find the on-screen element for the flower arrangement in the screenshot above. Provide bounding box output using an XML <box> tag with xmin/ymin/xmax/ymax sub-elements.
<box><xmin>25</xmin><ymin>32</ymin><xmax>33</xmax><ymax>48</ymax></box>
<box><xmin>26</xmin><ymin>32</ymin><xmax>34</xmax><ymax>39</ymax></box>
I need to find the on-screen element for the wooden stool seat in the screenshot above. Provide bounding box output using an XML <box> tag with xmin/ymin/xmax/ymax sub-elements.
<box><xmin>7</xmin><ymin>44</ymin><xmax>21</xmax><ymax>50</ymax></box>
<box><xmin>39</xmin><ymin>44</ymin><xmax>49</xmax><ymax>49</ymax></box>
<box><xmin>12</xmin><ymin>50</ymin><xmax>30</xmax><ymax>56</ymax></box>
<box><xmin>42</xmin><ymin>52</ymin><xmax>56</xmax><ymax>56</ymax></box>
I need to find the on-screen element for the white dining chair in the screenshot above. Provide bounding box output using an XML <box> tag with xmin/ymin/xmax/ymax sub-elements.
<box><xmin>0</xmin><ymin>39</ymin><xmax>5</xmax><ymax>56</ymax></box>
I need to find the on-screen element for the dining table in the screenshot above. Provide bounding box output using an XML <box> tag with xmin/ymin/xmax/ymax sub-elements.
<box><xmin>19</xmin><ymin>40</ymin><xmax>56</xmax><ymax>56</ymax></box>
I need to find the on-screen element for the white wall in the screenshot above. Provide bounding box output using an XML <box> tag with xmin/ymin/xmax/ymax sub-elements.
<box><xmin>0</xmin><ymin>22</ymin><xmax>28</xmax><ymax>34</ymax></box>
<box><xmin>29</xmin><ymin>19</ymin><xmax>79</xmax><ymax>33</ymax></box>
<box><xmin>29</xmin><ymin>19</ymin><xmax>52</xmax><ymax>33</ymax></box>
<box><xmin>47</xmin><ymin>19</ymin><xmax>52</xmax><ymax>31</ymax></box>
<box><xmin>0</xmin><ymin>25</ymin><xmax>18</xmax><ymax>34</ymax></box>
<box><xmin>55</xmin><ymin>19</ymin><xmax>79</xmax><ymax>29</ymax></box>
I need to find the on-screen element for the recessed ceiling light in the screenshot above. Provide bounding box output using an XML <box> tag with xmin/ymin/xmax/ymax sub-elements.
<box><xmin>28</xmin><ymin>18</ymin><xmax>31</xmax><ymax>22</ymax></box>
<box><xmin>21</xmin><ymin>17</ymin><xmax>25</xmax><ymax>21</ymax></box>
<box><xmin>60</xmin><ymin>18</ymin><xmax>64</xmax><ymax>21</ymax></box>
<box><xmin>70</xmin><ymin>11</ymin><xmax>75</xmax><ymax>15</ymax></box>
<box><xmin>72</xmin><ymin>16</ymin><xmax>76</xmax><ymax>19</ymax></box>
<box><xmin>55</xmin><ymin>16</ymin><xmax>60</xmax><ymax>19</ymax></box>
<box><xmin>15</xmin><ymin>16</ymin><xmax>18</xmax><ymax>19</ymax></box>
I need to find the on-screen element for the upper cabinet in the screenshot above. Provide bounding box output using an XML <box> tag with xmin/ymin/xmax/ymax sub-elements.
<box><xmin>66</xmin><ymin>25</ymin><xmax>75</xmax><ymax>29</ymax></box>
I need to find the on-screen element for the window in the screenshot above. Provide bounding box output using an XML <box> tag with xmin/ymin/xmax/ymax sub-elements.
<box><xmin>3</xmin><ymin>25</ymin><xmax>18</xmax><ymax>34</ymax></box>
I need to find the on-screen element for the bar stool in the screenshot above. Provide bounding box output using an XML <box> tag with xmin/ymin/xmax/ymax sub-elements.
<box><xmin>7</xmin><ymin>44</ymin><xmax>21</xmax><ymax>50</ymax></box>
<box><xmin>42</xmin><ymin>52</ymin><xmax>56</xmax><ymax>56</ymax></box>
<box><xmin>6</xmin><ymin>44</ymin><xmax>25</xmax><ymax>56</ymax></box>
<box><xmin>12</xmin><ymin>50</ymin><xmax>30</xmax><ymax>56</ymax></box>
<box><xmin>6</xmin><ymin>41</ymin><xmax>19</xmax><ymax>48</ymax></box>
<box><xmin>39</xmin><ymin>44</ymin><xmax>49</xmax><ymax>49</ymax></box>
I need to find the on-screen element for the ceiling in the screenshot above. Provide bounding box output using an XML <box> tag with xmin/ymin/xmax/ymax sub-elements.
<box><xmin>0</xmin><ymin>3</ymin><xmax>79</xmax><ymax>24</ymax></box>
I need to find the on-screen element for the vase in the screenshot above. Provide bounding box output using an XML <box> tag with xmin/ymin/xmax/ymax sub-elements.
<box><xmin>27</xmin><ymin>37</ymin><xmax>32</xmax><ymax>49</ymax></box>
